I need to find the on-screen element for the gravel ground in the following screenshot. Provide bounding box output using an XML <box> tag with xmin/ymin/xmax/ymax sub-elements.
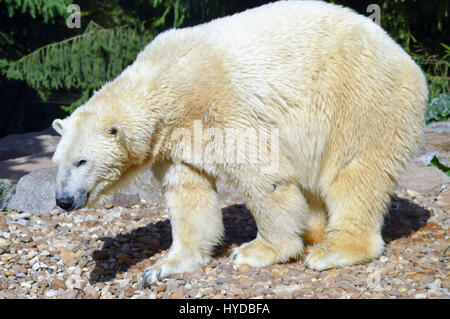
<box><xmin>0</xmin><ymin>187</ymin><xmax>448</xmax><ymax>299</ymax></box>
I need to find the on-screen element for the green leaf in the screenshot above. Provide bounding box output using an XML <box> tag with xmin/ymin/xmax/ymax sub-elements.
<box><xmin>428</xmin><ymin>155</ymin><xmax>450</xmax><ymax>176</ymax></box>
<box><xmin>0</xmin><ymin>59</ymin><xmax>9</xmax><ymax>69</ymax></box>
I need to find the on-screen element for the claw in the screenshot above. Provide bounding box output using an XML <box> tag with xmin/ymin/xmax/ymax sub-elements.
<box><xmin>156</xmin><ymin>268</ymin><xmax>163</xmax><ymax>282</ymax></box>
<box><xmin>228</xmin><ymin>247</ymin><xmax>240</xmax><ymax>261</ymax></box>
<box><xmin>141</xmin><ymin>271</ymin><xmax>150</xmax><ymax>289</ymax></box>
<box><xmin>141</xmin><ymin>266</ymin><xmax>165</xmax><ymax>288</ymax></box>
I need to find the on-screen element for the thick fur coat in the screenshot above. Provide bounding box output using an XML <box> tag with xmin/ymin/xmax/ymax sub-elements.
<box><xmin>52</xmin><ymin>1</ymin><xmax>428</xmax><ymax>285</ymax></box>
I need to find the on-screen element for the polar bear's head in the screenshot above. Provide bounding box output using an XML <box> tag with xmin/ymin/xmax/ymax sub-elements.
<box><xmin>51</xmin><ymin>102</ymin><xmax>154</xmax><ymax>211</ymax></box>
<box><xmin>51</xmin><ymin>110</ymin><xmax>125</xmax><ymax>211</ymax></box>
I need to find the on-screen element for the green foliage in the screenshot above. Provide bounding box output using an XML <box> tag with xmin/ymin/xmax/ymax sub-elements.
<box><xmin>1</xmin><ymin>21</ymin><xmax>154</xmax><ymax>112</ymax></box>
<box><xmin>149</xmin><ymin>0</ymin><xmax>189</xmax><ymax>28</ymax></box>
<box><xmin>382</xmin><ymin>1</ymin><xmax>448</xmax><ymax>102</ymax></box>
<box><xmin>414</xmin><ymin>43</ymin><xmax>449</xmax><ymax>102</ymax></box>
<box><xmin>0</xmin><ymin>0</ymin><xmax>72</xmax><ymax>22</ymax></box>
<box><xmin>425</xmin><ymin>94</ymin><xmax>450</xmax><ymax>124</ymax></box>
<box><xmin>0</xmin><ymin>0</ymin><xmax>216</xmax><ymax>113</ymax></box>
<box><xmin>0</xmin><ymin>0</ymin><xmax>448</xmax><ymax>115</ymax></box>
<box><xmin>428</xmin><ymin>155</ymin><xmax>450</xmax><ymax>177</ymax></box>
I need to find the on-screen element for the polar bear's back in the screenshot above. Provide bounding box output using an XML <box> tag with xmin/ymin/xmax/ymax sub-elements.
<box><xmin>144</xmin><ymin>1</ymin><xmax>428</xmax><ymax>189</ymax></box>
<box><xmin>197</xmin><ymin>1</ymin><xmax>427</xmax><ymax>187</ymax></box>
<box><xmin>186</xmin><ymin>0</ymin><xmax>427</xmax><ymax>118</ymax></box>
<box><xmin>149</xmin><ymin>1</ymin><xmax>426</xmax><ymax>110</ymax></box>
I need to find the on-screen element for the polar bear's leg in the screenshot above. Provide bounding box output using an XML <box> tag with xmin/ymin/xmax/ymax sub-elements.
<box><xmin>142</xmin><ymin>163</ymin><xmax>223</xmax><ymax>286</ymax></box>
<box><xmin>301</xmin><ymin>190</ymin><xmax>328</xmax><ymax>245</ymax></box>
<box><xmin>305</xmin><ymin>163</ymin><xmax>388</xmax><ymax>270</ymax></box>
<box><xmin>229</xmin><ymin>181</ymin><xmax>308</xmax><ymax>267</ymax></box>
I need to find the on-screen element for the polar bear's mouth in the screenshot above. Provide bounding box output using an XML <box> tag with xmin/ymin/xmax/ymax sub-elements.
<box><xmin>84</xmin><ymin>180</ymin><xmax>117</xmax><ymax>208</ymax></box>
<box><xmin>73</xmin><ymin>190</ymin><xmax>88</xmax><ymax>211</ymax></box>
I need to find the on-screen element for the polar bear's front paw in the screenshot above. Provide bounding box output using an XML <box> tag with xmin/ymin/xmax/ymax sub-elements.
<box><xmin>141</xmin><ymin>264</ymin><xmax>169</xmax><ymax>287</ymax></box>
<box><xmin>229</xmin><ymin>239</ymin><xmax>278</xmax><ymax>268</ymax></box>
<box><xmin>141</xmin><ymin>253</ymin><xmax>209</xmax><ymax>288</ymax></box>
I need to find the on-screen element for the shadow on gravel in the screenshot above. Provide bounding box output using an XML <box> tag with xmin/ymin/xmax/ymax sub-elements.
<box><xmin>89</xmin><ymin>196</ymin><xmax>430</xmax><ymax>283</ymax></box>
<box><xmin>89</xmin><ymin>204</ymin><xmax>257</xmax><ymax>283</ymax></box>
<box><xmin>382</xmin><ymin>194</ymin><xmax>431</xmax><ymax>244</ymax></box>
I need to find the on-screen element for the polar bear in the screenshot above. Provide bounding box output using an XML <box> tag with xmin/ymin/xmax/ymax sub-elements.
<box><xmin>52</xmin><ymin>1</ymin><xmax>428</xmax><ymax>286</ymax></box>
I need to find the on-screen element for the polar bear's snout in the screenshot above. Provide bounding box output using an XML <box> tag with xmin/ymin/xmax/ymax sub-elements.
<box><xmin>55</xmin><ymin>186</ymin><xmax>88</xmax><ymax>212</ymax></box>
<box><xmin>55</xmin><ymin>195</ymin><xmax>74</xmax><ymax>210</ymax></box>
<box><xmin>54</xmin><ymin>164</ymin><xmax>90</xmax><ymax>211</ymax></box>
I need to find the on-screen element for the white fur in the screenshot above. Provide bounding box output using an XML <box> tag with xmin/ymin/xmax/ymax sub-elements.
<box><xmin>52</xmin><ymin>1</ymin><xmax>428</xmax><ymax>285</ymax></box>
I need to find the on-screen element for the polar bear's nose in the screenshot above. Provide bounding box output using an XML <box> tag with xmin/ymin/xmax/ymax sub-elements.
<box><xmin>56</xmin><ymin>196</ymin><xmax>74</xmax><ymax>210</ymax></box>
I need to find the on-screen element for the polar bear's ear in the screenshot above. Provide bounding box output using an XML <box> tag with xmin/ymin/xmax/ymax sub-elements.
<box><xmin>107</xmin><ymin>125</ymin><xmax>127</xmax><ymax>144</ymax></box>
<box><xmin>52</xmin><ymin>118</ymin><xmax>67</xmax><ymax>135</ymax></box>
<box><xmin>107</xmin><ymin>124</ymin><xmax>131</xmax><ymax>150</ymax></box>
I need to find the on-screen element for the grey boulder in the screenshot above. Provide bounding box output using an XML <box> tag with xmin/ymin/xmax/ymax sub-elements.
<box><xmin>7</xmin><ymin>167</ymin><xmax>57</xmax><ymax>215</ymax></box>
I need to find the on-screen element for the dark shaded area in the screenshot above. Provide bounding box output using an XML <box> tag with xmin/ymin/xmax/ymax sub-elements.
<box><xmin>90</xmin><ymin>196</ymin><xmax>430</xmax><ymax>283</ymax></box>
<box><xmin>382</xmin><ymin>194</ymin><xmax>431</xmax><ymax>244</ymax></box>
<box><xmin>88</xmin><ymin>204</ymin><xmax>256</xmax><ymax>283</ymax></box>
<box><xmin>0</xmin><ymin>79</ymin><xmax>69</xmax><ymax>139</ymax></box>
<box><xmin>89</xmin><ymin>219</ymin><xmax>172</xmax><ymax>283</ymax></box>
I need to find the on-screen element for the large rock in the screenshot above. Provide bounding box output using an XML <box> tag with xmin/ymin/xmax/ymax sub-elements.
<box><xmin>397</xmin><ymin>123</ymin><xmax>450</xmax><ymax>193</ymax></box>
<box><xmin>0</xmin><ymin>179</ymin><xmax>15</xmax><ymax>210</ymax></box>
<box><xmin>0</xmin><ymin>127</ymin><xmax>60</xmax><ymax>161</ymax></box>
<box><xmin>7</xmin><ymin>167</ymin><xmax>58</xmax><ymax>214</ymax></box>
<box><xmin>397</xmin><ymin>164</ymin><xmax>450</xmax><ymax>194</ymax></box>
<box><xmin>422</xmin><ymin>125</ymin><xmax>450</xmax><ymax>167</ymax></box>
<box><xmin>424</xmin><ymin>121</ymin><xmax>450</xmax><ymax>134</ymax></box>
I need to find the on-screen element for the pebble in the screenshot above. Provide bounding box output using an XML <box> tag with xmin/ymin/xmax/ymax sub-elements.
<box><xmin>124</xmin><ymin>287</ymin><xmax>136</xmax><ymax>297</ymax></box>
<box><xmin>155</xmin><ymin>283</ymin><xmax>167</xmax><ymax>293</ymax></box>
<box><xmin>45</xmin><ymin>289</ymin><xmax>58</xmax><ymax>298</ymax></box>
<box><xmin>166</xmin><ymin>279</ymin><xmax>179</xmax><ymax>291</ymax></box>
<box><xmin>428</xmin><ymin>279</ymin><xmax>441</xmax><ymax>291</ymax></box>
<box><xmin>379</xmin><ymin>256</ymin><xmax>388</xmax><ymax>263</ymax></box>
<box><xmin>215</xmin><ymin>277</ymin><xmax>227</xmax><ymax>285</ymax></box>
<box><xmin>84</xmin><ymin>285</ymin><xmax>99</xmax><ymax>298</ymax></box>
<box><xmin>59</xmin><ymin>248</ymin><xmax>76</xmax><ymax>264</ymax></box>
<box><xmin>169</xmin><ymin>288</ymin><xmax>185</xmax><ymax>299</ymax></box>
<box><xmin>50</xmin><ymin>278</ymin><xmax>66</xmax><ymax>290</ymax></box>
<box><xmin>20</xmin><ymin>282</ymin><xmax>32</xmax><ymax>289</ymax></box>
<box><xmin>1</xmin><ymin>254</ymin><xmax>12</xmax><ymax>262</ymax></box>
<box><xmin>65</xmin><ymin>274</ymin><xmax>83</xmax><ymax>290</ymax></box>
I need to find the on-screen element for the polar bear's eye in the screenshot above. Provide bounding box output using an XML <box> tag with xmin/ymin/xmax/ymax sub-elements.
<box><xmin>108</xmin><ymin>127</ymin><xmax>118</xmax><ymax>136</ymax></box>
<box><xmin>75</xmin><ymin>159</ymin><xmax>87</xmax><ymax>167</ymax></box>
